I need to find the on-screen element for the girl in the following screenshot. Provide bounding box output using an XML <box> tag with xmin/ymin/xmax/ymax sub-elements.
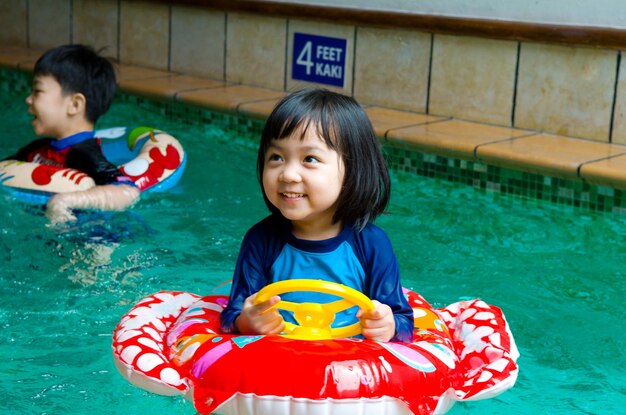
<box><xmin>220</xmin><ymin>88</ymin><xmax>413</xmax><ymax>342</ymax></box>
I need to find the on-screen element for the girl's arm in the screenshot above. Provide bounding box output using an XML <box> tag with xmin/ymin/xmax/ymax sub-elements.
<box><xmin>368</xmin><ymin>264</ymin><xmax>414</xmax><ymax>343</ymax></box>
<box><xmin>235</xmin><ymin>293</ymin><xmax>284</xmax><ymax>335</ymax></box>
<box><xmin>357</xmin><ymin>300</ymin><xmax>396</xmax><ymax>342</ymax></box>
<box><xmin>221</xmin><ymin>218</ymin><xmax>278</xmax><ymax>333</ymax></box>
<box><xmin>359</xmin><ymin>225</ymin><xmax>414</xmax><ymax>342</ymax></box>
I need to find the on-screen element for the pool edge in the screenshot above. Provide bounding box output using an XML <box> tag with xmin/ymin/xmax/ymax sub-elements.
<box><xmin>2</xmin><ymin>56</ymin><xmax>626</xmax><ymax>215</ymax></box>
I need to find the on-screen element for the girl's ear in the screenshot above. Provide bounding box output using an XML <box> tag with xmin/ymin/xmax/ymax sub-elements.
<box><xmin>67</xmin><ymin>92</ymin><xmax>87</xmax><ymax>116</ymax></box>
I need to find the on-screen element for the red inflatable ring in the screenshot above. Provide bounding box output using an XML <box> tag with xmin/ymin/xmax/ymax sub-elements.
<box><xmin>112</xmin><ymin>281</ymin><xmax>519</xmax><ymax>414</ymax></box>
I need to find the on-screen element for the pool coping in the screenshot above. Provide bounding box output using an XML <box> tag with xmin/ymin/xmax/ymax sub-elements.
<box><xmin>3</xmin><ymin>44</ymin><xmax>626</xmax><ymax>212</ymax></box>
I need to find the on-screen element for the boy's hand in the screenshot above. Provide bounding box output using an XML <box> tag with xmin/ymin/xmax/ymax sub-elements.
<box><xmin>357</xmin><ymin>300</ymin><xmax>396</xmax><ymax>342</ymax></box>
<box><xmin>235</xmin><ymin>293</ymin><xmax>285</xmax><ymax>335</ymax></box>
<box><xmin>46</xmin><ymin>193</ymin><xmax>77</xmax><ymax>225</ymax></box>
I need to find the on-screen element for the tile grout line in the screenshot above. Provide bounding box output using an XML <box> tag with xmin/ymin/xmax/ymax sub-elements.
<box><xmin>608</xmin><ymin>50</ymin><xmax>621</xmax><ymax>144</ymax></box>
<box><xmin>511</xmin><ymin>41</ymin><xmax>521</xmax><ymax>127</ymax></box>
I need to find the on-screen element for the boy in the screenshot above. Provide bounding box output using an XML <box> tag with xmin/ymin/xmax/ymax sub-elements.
<box><xmin>5</xmin><ymin>44</ymin><xmax>139</xmax><ymax>224</ymax></box>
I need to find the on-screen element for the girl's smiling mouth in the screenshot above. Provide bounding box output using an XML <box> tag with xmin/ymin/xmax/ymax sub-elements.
<box><xmin>281</xmin><ymin>192</ymin><xmax>305</xmax><ymax>199</ymax></box>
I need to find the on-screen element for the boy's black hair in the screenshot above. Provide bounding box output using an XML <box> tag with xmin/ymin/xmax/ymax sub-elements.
<box><xmin>257</xmin><ymin>87</ymin><xmax>391</xmax><ymax>230</ymax></box>
<box><xmin>34</xmin><ymin>44</ymin><xmax>116</xmax><ymax>124</ymax></box>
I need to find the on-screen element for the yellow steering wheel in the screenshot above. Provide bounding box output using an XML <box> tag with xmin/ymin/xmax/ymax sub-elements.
<box><xmin>255</xmin><ymin>279</ymin><xmax>375</xmax><ymax>340</ymax></box>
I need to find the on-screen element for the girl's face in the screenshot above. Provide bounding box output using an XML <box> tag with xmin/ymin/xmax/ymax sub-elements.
<box><xmin>262</xmin><ymin>124</ymin><xmax>345</xmax><ymax>240</ymax></box>
<box><xmin>26</xmin><ymin>75</ymin><xmax>73</xmax><ymax>138</ymax></box>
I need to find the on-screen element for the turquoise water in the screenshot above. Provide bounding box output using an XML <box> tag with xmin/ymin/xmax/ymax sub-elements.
<box><xmin>0</xmin><ymin>87</ymin><xmax>624</xmax><ymax>415</ymax></box>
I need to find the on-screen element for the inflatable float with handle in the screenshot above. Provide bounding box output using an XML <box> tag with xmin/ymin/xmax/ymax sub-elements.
<box><xmin>112</xmin><ymin>280</ymin><xmax>519</xmax><ymax>414</ymax></box>
<box><xmin>0</xmin><ymin>126</ymin><xmax>186</xmax><ymax>204</ymax></box>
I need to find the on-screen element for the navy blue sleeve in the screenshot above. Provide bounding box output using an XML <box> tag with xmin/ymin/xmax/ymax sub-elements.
<box><xmin>354</xmin><ymin>224</ymin><xmax>414</xmax><ymax>343</ymax></box>
<box><xmin>66</xmin><ymin>139</ymin><xmax>132</xmax><ymax>186</ymax></box>
<box><xmin>3</xmin><ymin>138</ymin><xmax>52</xmax><ymax>161</ymax></box>
<box><xmin>220</xmin><ymin>216</ymin><xmax>281</xmax><ymax>333</ymax></box>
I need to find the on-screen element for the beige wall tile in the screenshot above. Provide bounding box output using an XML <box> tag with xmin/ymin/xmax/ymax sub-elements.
<box><xmin>120</xmin><ymin>0</ymin><xmax>169</xmax><ymax>70</ymax></box>
<box><xmin>389</xmin><ymin>119</ymin><xmax>530</xmax><ymax>161</ymax></box>
<box><xmin>0</xmin><ymin>0</ymin><xmax>28</xmax><ymax>46</ymax></box>
<box><xmin>429</xmin><ymin>34</ymin><xmax>518</xmax><ymax>126</ymax></box>
<box><xmin>73</xmin><ymin>0</ymin><xmax>119</xmax><ymax>59</ymax></box>
<box><xmin>516</xmin><ymin>42</ymin><xmax>617</xmax><ymax>142</ymax></box>
<box><xmin>238</xmin><ymin>96</ymin><xmax>286</xmax><ymax>120</ymax></box>
<box><xmin>287</xmin><ymin>19</ymin><xmax>354</xmax><ymax>95</ymax></box>
<box><xmin>477</xmin><ymin>133</ymin><xmax>626</xmax><ymax>179</ymax></box>
<box><xmin>226</xmin><ymin>13</ymin><xmax>286</xmax><ymax>90</ymax></box>
<box><xmin>580</xmin><ymin>154</ymin><xmax>626</xmax><ymax>189</ymax></box>
<box><xmin>355</xmin><ymin>27</ymin><xmax>430</xmax><ymax>113</ymax></box>
<box><xmin>609</xmin><ymin>54</ymin><xmax>626</xmax><ymax>144</ymax></box>
<box><xmin>171</xmin><ymin>6</ymin><xmax>225</xmax><ymax>79</ymax></box>
<box><xmin>0</xmin><ymin>48</ymin><xmax>44</xmax><ymax>70</ymax></box>
<box><xmin>116</xmin><ymin>65</ymin><xmax>171</xmax><ymax>83</ymax></box>
<box><xmin>28</xmin><ymin>0</ymin><xmax>71</xmax><ymax>49</ymax></box>
<box><xmin>119</xmin><ymin>75</ymin><xmax>225</xmax><ymax>99</ymax></box>
<box><xmin>365</xmin><ymin>107</ymin><xmax>444</xmax><ymax>138</ymax></box>
<box><xmin>177</xmin><ymin>84</ymin><xmax>285</xmax><ymax>113</ymax></box>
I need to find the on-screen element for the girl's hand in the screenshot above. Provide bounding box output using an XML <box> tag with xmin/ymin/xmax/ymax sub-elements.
<box><xmin>357</xmin><ymin>300</ymin><xmax>396</xmax><ymax>342</ymax></box>
<box><xmin>235</xmin><ymin>293</ymin><xmax>285</xmax><ymax>335</ymax></box>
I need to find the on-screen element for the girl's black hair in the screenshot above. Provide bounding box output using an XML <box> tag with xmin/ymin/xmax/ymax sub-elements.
<box><xmin>257</xmin><ymin>87</ymin><xmax>390</xmax><ymax>230</ymax></box>
<box><xmin>34</xmin><ymin>44</ymin><xmax>116</xmax><ymax>124</ymax></box>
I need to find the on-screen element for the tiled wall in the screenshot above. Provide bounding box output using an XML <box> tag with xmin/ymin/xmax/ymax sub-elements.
<box><xmin>1</xmin><ymin>0</ymin><xmax>625</xmax><ymax>144</ymax></box>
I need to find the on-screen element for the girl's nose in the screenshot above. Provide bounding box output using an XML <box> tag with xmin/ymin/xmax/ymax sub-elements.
<box><xmin>279</xmin><ymin>163</ymin><xmax>301</xmax><ymax>183</ymax></box>
<box><xmin>25</xmin><ymin>94</ymin><xmax>32</xmax><ymax>105</ymax></box>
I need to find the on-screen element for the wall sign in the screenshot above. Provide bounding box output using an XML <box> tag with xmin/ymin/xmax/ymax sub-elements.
<box><xmin>292</xmin><ymin>32</ymin><xmax>347</xmax><ymax>88</ymax></box>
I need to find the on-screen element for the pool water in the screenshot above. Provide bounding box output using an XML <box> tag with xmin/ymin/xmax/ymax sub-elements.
<box><xmin>0</xmin><ymin>87</ymin><xmax>624</xmax><ymax>415</ymax></box>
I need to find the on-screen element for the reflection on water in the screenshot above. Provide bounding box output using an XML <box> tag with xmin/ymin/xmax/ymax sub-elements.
<box><xmin>49</xmin><ymin>211</ymin><xmax>155</xmax><ymax>286</ymax></box>
<box><xmin>60</xmin><ymin>242</ymin><xmax>116</xmax><ymax>285</ymax></box>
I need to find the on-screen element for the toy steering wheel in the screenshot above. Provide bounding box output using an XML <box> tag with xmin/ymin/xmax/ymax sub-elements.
<box><xmin>255</xmin><ymin>279</ymin><xmax>375</xmax><ymax>340</ymax></box>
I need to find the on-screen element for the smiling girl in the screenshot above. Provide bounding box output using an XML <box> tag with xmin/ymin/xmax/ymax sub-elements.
<box><xmin>220</xmin><ymin>88</ymin><xmax>413</xmax><ymax>342</ymax></box>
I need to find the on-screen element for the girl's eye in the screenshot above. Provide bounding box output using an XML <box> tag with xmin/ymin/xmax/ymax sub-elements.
<box><xmin>267</xmin><ymin>153</ymin><xmax>283</xmax><ymax>162</ymax></box>
<box><xmin>304</xmin><ymin>155</ymin><xmax>319</xmax><ymax>163</ymax></box>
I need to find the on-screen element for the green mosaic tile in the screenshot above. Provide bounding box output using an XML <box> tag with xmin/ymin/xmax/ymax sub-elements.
<box><xmin>382</xmin><ymin>141</ymin><xmax>626</xmax><ymax>215</ymax></box>
<box><xmin>0</xmin><ymin>67</ymin><xmax>31</xmax><ymax>95</ymax></box>
<box><xmin>114</xmin><ymin>92</ymin><xmax>265</xmax><ymax>141</ymax></box>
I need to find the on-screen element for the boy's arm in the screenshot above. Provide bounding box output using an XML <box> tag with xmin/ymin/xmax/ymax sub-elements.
<box><xmin>44</xmin><ymin>138</ymin><xmax>140</xmax><ymax>224</ymax></box>
<box><xmin>46</xmin><ymin>184</ymin><xmax>140</xmax><ymax>225</ymax></box>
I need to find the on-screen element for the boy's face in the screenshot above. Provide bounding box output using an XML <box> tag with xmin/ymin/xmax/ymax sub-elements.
<box><xmin>26</xmin><ymin>75</ymin><xmax>74</xmax><ymax>139</ymax></box>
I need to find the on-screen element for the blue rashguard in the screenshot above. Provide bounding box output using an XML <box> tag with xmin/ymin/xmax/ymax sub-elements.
<box><xmin>220</xmin><ymin>214</ymin><xmax>414</xmax><ymax>342</ymax></box>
